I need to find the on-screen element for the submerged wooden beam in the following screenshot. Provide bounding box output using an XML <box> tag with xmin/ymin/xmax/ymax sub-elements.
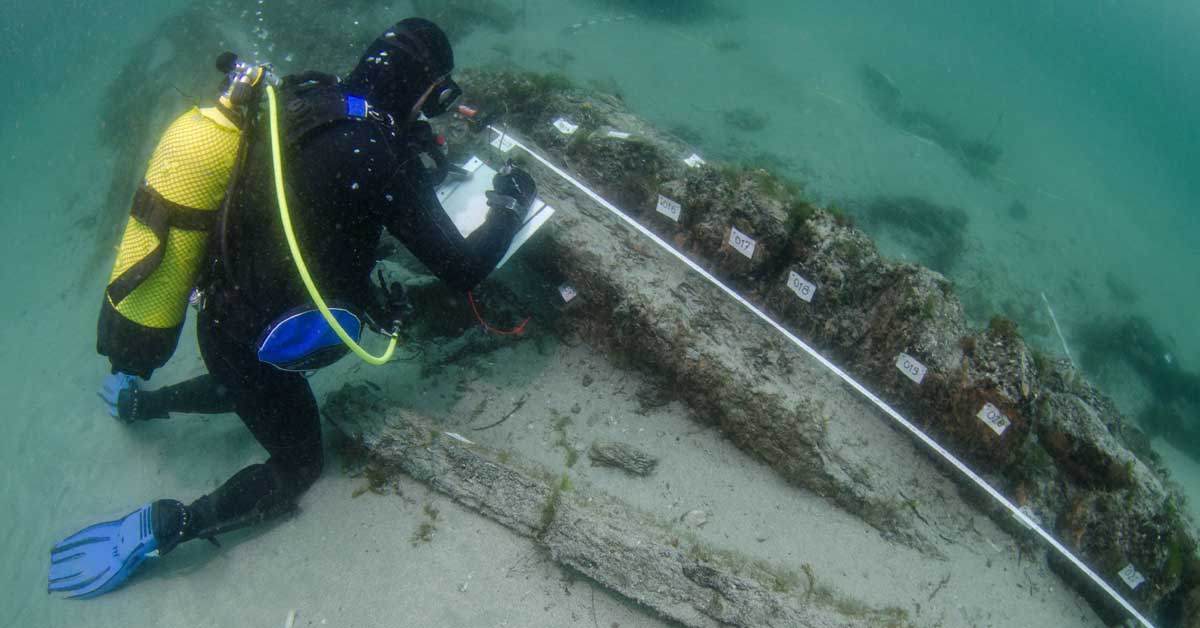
<box><xmin>325</xmin><ymin>385</ymin><xmax>912</xmax><ymax>628</ymax></box>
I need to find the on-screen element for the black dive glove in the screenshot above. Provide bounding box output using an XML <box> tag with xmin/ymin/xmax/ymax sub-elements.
<box><xmin>366</xmin><ymin>269</ymin><xmax>411</xmax><ymax>335</ymax></box>
<box><xmin>485</xmin><ymin>165</ymin><xmax>537</xmax><ymax>222</ymax></box>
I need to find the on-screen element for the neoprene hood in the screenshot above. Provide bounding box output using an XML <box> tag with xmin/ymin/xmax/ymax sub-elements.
<box><xmin>344</xmin><ymin>18</ymin><xmax>455</xmax><ymax>116</ymax></box>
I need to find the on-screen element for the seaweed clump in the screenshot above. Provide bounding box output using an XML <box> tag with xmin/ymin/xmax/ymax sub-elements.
<box><xmin>589</xmin><ymin>0</ymin><xmax>732</xmax><ymax>23</ymax></box>
<box><xmin>722</xmin><ymin>108</ymin><xmax>770</xmax><ymax>132</ymax></box>
<box><xmin>859</xmin><ymin>196</ymin><xmax>969</xmax><ymax>273</ymax></box>
<box><xmin>859</xmin><ymin>64</ymin><xmax>1003</xmax><ymax>179</ymax></box>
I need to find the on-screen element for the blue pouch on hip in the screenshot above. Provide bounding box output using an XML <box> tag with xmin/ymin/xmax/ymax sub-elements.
<box><xmin>257</xmin><ymin>305</ymin><xmax>362</xmax><ymax>372</ymax></box>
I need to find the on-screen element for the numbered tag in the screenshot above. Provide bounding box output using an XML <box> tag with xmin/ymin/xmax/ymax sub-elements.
<box><xmin>895</xmin><ymin>353</ymin><xmax>928</xmax><ymax>384</ymax></box>
<box><xmin>607</xmin><ymin>130</ymin><xmax>631</xmax><ymax>139</ymax></box>
<box><xmin>559</xmin><ymin>284</ymin><xmax>578</xmax><ymax>303</ymax></box>
<box><xmin>787</xmin><ymin>271</ymin><xmax>816</xmax><ymax>303</ymax></box>
<box><xmin>490</xmin><ymin>132</ymin><xmax>518</xmax><ymax>153</ymax></box>
<box><xmin>684</xmin><ymin>153</ymin><xmax>706</xmax><ymax>168</ymax></box>
<box><xmin>553</xmin><ymin>118</ymin><xmax>579</xmax><ymax>135</ymax></box>
<box><xmin>1016</xmin><ymin>504</ymin><xmax>1042</xmax><ymax>527</ymax></box>
<box><xmin>656</xmin><ymin>195</ymin><xmax>682</xmax><ymax>222</ymax></box>
<box><xmin>1118</xmin><ymin>564</ymin><xmax>1145</xmax><ymax>590</ymax></box>
<box><xmin>728</xmin><ymin>226</ymin><xmax>756</xmax><ymax>259</ymax></box>
<box><xmin>976</xmin><ymin>403</ymin><xmax>1011</xmax><ymax>436</ymax></box>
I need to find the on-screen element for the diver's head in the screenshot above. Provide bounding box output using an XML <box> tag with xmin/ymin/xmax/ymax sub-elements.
<box><xmin>345</xmin><ymin>18</ymin><xmax>460</xmax><ymax>121</ymax></box>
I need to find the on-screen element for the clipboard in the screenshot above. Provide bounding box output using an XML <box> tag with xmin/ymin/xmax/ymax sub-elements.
<box><xmin>436</xmin><ymin>156</ymin><xmax>555</xmax><ymax>269</ymax></box>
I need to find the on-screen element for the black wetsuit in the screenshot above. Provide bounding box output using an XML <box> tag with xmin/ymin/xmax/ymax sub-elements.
<box><xmin>138</xmin><ymin>84</ymin><xmax>521</xmax><ymax>541</ymax></box>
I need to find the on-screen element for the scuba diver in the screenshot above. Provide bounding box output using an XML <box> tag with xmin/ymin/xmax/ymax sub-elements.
<box><xmin>48</xmin><ymin>18</ymin><xmax>537</xmax><ymax>599</ymax></box>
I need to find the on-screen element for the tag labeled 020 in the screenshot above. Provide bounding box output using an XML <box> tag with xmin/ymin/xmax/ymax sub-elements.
<box><xmin>977</xmin><ymin>403</ymin><xmax>1011</xmax><ymax>436</ymax></box>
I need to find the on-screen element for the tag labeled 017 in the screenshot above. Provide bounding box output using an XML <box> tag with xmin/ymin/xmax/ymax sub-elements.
<box><xmin>729</xmin><ymin>227</ymin><xmax>757</xmax><ymax>259</ymax></box>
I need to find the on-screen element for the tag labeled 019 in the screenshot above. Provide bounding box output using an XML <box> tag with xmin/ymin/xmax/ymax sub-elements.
<box><xmin>895</xmin><ymin>353</ymin><xmax>927</xmax><ymax>384</ymax></box>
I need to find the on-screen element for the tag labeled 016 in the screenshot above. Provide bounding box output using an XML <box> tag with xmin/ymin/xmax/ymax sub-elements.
<box><xmin>656</xmin><ymin>195</ymin><xmax>682</xmax><ymax>222</ymax></box>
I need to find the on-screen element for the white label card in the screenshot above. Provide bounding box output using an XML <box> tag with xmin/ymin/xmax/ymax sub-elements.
<box><xmin>656</xmin><ymin>195</ymin><xmax>682</xmax><ymax>222</ymax></box>
<box><xmin>490</xmin><ymin>131</ymin><xmax>518</xmax><ymax>153</ymax></box>
<box><xmin>729</xmin><ymin>226</ymin><xmax>757</xmax><ymax>259</ymax></box>
<box><xmin>787</xmin><ymin>271</ymin><xmax>816</xmax><ymax>303</ymax></box>
<box><xmin>1118</xmin><ymin>564</ymin><xmax>1145</xmax><ymax>590</ymax></box>
<box><xmin>553</xmin><ymin>118</ymin><xmax>579</xmax><ymax>135</ymax></box>
<box><xmin>976</xmin><ymin>403</ymin><xmax>1011</xmax><ymax>436</ymax></box>
<box><xmin>559</xmin><ymin>284</ymin><xmax>578</xmax><ymax>303</ymax></box>
<box><xmin>684</xmin><ymin>153</ymin><xmax>706</xmax><ymax>168</ymax></box>
<box><xmin>895</xmin><ymin>353</ymin><xmax>928</xmax><ymax>384</ymax></box>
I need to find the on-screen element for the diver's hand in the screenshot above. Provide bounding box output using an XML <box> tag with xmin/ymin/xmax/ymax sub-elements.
<box><xmin>487</xmin><ymin>166</ymin><xmax>537</xmax><ymax>220</ymax></box>
<box><xmin>99</xmin><ymin>372</ymin><xmax>139</xmax><ymax>423</ymax></box>
<box><xmin>367</xmin><ymin>270</ymin><xmax>410</xmax><ymax>336</ymax></box>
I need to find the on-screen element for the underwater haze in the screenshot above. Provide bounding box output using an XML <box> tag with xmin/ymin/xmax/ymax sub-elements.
<box><xmin>3</xmin><ymin>1</ymin><xmax>1199</xmax><ymax>627</ymax></box>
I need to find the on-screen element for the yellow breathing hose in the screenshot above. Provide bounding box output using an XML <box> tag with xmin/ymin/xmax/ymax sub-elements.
<box><xmin>266</xmin><ymin>85</ymin><xmax>398</xmax><ymax>365</ymax></box>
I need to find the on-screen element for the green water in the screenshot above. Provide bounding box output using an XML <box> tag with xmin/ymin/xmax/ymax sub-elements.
<box><xmin>3</xmin><ymin>1</ymin><xmax>1197</xmax><ymax>626</ymax></box>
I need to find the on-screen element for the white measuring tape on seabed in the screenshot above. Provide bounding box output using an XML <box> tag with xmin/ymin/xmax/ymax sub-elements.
<box><xmin>488</xmin><ymin>126</ymin><xmax>1155</xmax><ymax>628</ymax></box>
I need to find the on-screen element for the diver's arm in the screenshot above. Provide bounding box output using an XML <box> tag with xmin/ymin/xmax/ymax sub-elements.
<box><xmin>382</xmin><ymin>158</ymin><xmax>523</xmax><ymax>293</ymax></box>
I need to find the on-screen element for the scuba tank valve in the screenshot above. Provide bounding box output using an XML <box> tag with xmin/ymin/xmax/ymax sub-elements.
<box><xmin>215</xmin><ymin>52</ymin><xmax>280</xmax><ymax>117</ymax></box>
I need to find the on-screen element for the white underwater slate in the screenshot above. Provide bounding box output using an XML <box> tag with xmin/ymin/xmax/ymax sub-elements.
<box><xmin>436</xmin><ymin>156</ymin><xmax>555</xmax><ymax>269</ymax></box>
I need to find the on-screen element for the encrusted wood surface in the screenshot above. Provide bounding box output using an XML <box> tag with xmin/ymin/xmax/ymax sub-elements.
<box><xmin>325</xmin><ymin>385</ymin><xmax>911</xmax><ymax>628</ymax></box>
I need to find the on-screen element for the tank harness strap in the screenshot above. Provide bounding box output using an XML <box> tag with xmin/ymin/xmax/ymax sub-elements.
<box><xmin>278</xmin><ymin>87</ymin><xmax>391</xmax><ymax>150</ymax></box>
<box><xmin>106</xmin><ymin>185</ymin><xmax>218</xmax><ymax>306</ymax></box>
<box><xmin>213</xmin><ymin>101</ymin><xmax>244</xmax><ymax>130</ymax></box>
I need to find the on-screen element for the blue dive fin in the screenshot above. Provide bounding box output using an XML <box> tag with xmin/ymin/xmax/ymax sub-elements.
<box><xmin>48</xmin><ymin>503</ymin><xmax>159</xmax><ymax>599</ymax></box>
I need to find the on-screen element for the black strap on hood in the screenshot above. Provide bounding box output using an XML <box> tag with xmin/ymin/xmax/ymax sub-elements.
<box><xmin>343</xmin><ymin>18</ymin><xmax>454</xmax><ymax>116</ymax></box>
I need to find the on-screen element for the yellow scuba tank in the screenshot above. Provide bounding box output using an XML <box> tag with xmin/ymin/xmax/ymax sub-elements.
<box><xmin>97</xmin><ymin>54</ymin><xmax>271</xmax><ymax>378</ymax></box>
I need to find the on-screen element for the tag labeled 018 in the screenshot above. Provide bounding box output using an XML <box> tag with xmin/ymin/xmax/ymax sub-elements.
<box><xmin>1118</xmin><ymin>564</ymin><xmax>1145</xmax><ymax>590</ymax></box>
<box><xmin>787</xmin><ymin>271</ymin><xmax>816</xmax><ymax>303</ymax></box>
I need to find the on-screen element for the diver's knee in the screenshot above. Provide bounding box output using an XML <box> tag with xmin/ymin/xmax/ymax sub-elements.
<box><xmin>295</xmin><ymin>448</ymin><xmax>324</xmax><ymax>490</ymax></box>
<box><xmin>271</xmin><ymin>445</ymin><xmax>324</xmax><ymax>495</ymax></box>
